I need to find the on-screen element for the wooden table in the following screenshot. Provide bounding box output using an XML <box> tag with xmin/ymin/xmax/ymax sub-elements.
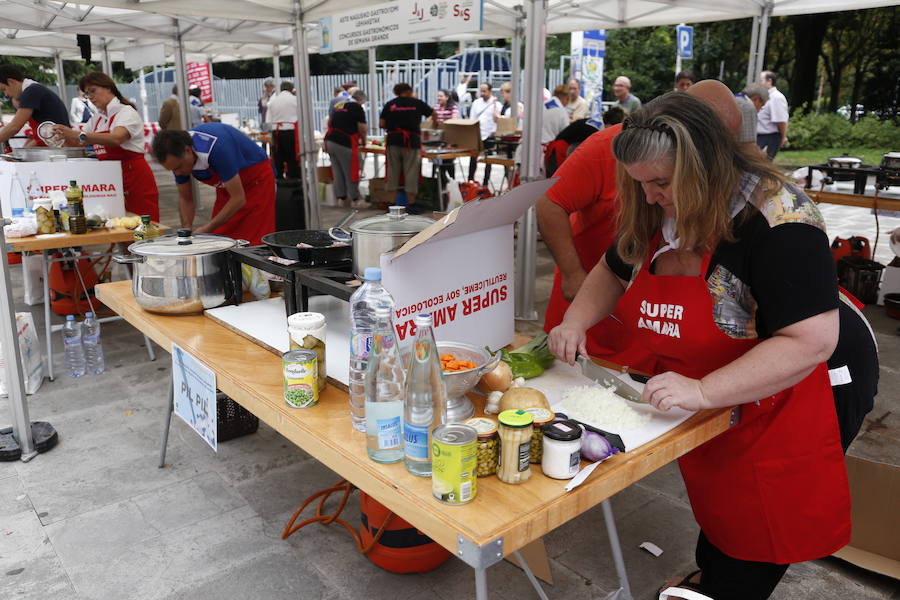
<box><xmin>808</xmin><ymin>189</ymin><xmax>900</xmax><ymax>212</ymax></box>
<box><xmin>8</xmin><ymin>224</ymin><xmax>168</xmax><ymax>379</ymax></box>
<box><xmin>96</xmin><ymin>279</ymin><xmax>734</xmax><ymax>599</ymax></box>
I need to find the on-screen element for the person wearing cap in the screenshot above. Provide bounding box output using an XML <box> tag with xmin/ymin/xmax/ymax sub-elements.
<box><xmin>0</xmin><ymin>63</ymin><xmax>70</xmax><ymax>147</ymax></box>
<box><xmin>611</xmin><ymin>76</ymin><xmax>641</xmax><ymax>114</ymax></box>
<box><xmin>265</xmin><ymin>80</ymin><xmax>300</xmax><ymax>179</ymax></box>
<box><xmin>152</xmin><ymin>124</ymin><xmax>275</xmax><ymax>246</ymax></box>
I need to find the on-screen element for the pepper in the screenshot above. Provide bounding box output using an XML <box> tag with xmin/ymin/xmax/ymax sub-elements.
<box><xmin>500</xmin><ymin>350</ymin><xmax>545</xmax><ymax>379</ymax></box>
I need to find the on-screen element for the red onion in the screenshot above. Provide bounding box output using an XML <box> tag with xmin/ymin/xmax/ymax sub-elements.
<box><xmin>581</xmin><ymin>429</ymin><xmax>617</xmax><ymax>462</ymax></box>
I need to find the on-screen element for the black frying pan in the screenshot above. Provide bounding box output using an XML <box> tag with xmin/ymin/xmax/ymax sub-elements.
<box><xmin>262</xmin><ymin>229</ymin><xmax>351</xmax><ymax>264</ymax></box>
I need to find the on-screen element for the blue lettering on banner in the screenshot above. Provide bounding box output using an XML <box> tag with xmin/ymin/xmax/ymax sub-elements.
<box><xmin>403</xmin><ymin>421</ymin><xmax>429</xmax><ymax>460</ymax></box>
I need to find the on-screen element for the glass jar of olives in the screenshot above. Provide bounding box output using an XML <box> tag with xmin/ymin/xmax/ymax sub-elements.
<box><xmin>288</xmin><ymin>312</ymin><xmax>327</xmax><ymax>392</ymax></box>
<box><xmin>465</xmin><ymin>417</ymin><xmax>499</xmax><ymax>477</ymax></box>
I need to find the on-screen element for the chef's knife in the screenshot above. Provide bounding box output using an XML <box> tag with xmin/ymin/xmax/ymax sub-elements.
<box><xmin>575</xmin><ymin>353</ymin><xmax>647</xmax><ymax>404</ymax></box>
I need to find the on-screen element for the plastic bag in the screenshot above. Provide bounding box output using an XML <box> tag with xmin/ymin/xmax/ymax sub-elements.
<box><xmin>241</xmin><ymin>264</ymin><xmax>270</xmax><ymax>300</ymax></box>
<box><xmin>0</xmin><ymin>312</ymin><xmax>44</xmax><ymax>396</ymax></box>
<box><xmin>3</xmin><ymin>216</ymin><xmax>37</xmax><ymax>238</ymax></box>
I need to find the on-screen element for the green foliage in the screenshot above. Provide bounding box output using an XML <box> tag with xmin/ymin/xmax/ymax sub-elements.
<box><xmin>787</xmin><ymin>107</ymin><xmax>900</xmax><ymax>150</ymax></box>
<box><xmin>604</xmin><ymin>27</ymin><xmax>675</xmax><ymax>103</ymax></box>
<box><xmin>775</xmin><ymin>148</ymin><xmax>891</xmax><ymax>169</ymax></box>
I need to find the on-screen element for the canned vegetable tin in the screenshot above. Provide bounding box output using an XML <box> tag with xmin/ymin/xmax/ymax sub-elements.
<box><xmin>431</xmin><ymin>424</ymin><xmax>478</xmax><ymax>505</ymax></box>
<box><xmin>283</xmin><ymin>349</ymin><xmax>318</xmax><ymax>408</ymax></box>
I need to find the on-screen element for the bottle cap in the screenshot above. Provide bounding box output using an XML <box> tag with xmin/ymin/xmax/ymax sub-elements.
<box><xmin>363</xmin><ymin>267</ymin><xmax>381</xmax><ymax>281</ymax></box>
<box><xmin>498</xmin><ymin>409</ymin><xmax>534</xmax><ymax>428</ymax></box>
<box><xmin>413</xmin><ymin>313</ymin><xmax>432</xmax><ymax>327</ymax></box>
<box><xmin>85</xmin><ymin>312</ymin><xmax>94</xmax><ymax>318</ymax></box>
<box><xmin>66</xmin><ymin>315</ymin><xmax>74</xmax><ymax>321</ymax></box>
<box><xmin>69</xmin><ymin>180</ymin><xmax>77</xmax><ymax>186</ymax></box>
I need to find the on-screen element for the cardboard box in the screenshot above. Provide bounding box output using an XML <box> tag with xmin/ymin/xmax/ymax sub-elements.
<box><xmin>316</xmin><ymin>165</ymin><xmax>334</xmax><ymax>184</ymax></box>
<box><xmin>833</xmin><ymin>456</ymin><xmax>900</xmax><ymax>579</ymax></box>
<box><xmin>367</xmin><ymin>177</ymin><xmax>395</xmax><ymax>208</ymax></box>
<box><xmin>442</xmin><ymin>118</ymin><xmax>482</xmax><ymax>152</ymax></box>
<box><xmin>1</xmin><ymin>161</ymin><xmax>125</xmax><ymax>219</ymax></box>
<box><xmin>380</xmin><ymin>178</ymin><xmax>555</xmax><ymax>352</ymax></box>
<box><xmin>495</xmin><ymin>116</ymin><xmax>518</xmax><ymax>136</ymax></box>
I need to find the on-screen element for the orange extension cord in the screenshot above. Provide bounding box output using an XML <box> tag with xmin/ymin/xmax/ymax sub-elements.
<box><xmin>280</xmin><ymin>479</ymin><xmax>395</xmax><ymax>555</ymax></box>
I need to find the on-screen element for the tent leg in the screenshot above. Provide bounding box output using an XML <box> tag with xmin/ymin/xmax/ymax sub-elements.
<box><xmin>0</xmin><ymin>219</ymin><xmax>36</xmax><ymax>458</ymax></box>
<box><xmin>273</xmin><ymin>46</ymin><xmax>282</xmax><ymax>88</ymax></box>
<box><xmin>292</xmin><ymin>1</ymin><xmax>321</xmax><ymax>229</ymax></box>
<box><xmin>54</xmin><ymin>52</ymin><xmax>67</xmax><ymax>106</ymax></box>
<box><xmin>746</xmin><ymin>14</ymin><xmax>760</xmax><ymax>86</ymax></box>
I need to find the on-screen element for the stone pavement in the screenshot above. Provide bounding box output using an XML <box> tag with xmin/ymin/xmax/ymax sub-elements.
<box><xmin>1</xmin><ymin>159</ymin><xmax>899</xmax><ymax>600</ymax></box>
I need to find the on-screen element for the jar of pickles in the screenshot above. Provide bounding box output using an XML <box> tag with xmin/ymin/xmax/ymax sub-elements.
<box><xmin>523</xmin><ymin>407</ymin><xmax>554</xmax><ymax>464</ymax></box>
<box><xmin>288</xmin><ymin>312</ymin><xmax>327</xmax><ymax>392</ymax></box>
<box><xmin>497</xmin><ymin>409</ymin><xmax>534</xmax><ymax>484</ymax></box>
<box><xmin>465</xmin><ymin>417</ymin><xmax>499</xmax><ymax>477</ymax></box>
<box><xmin>34</xmin><ymin>198</ymin><xmax>56</xmax><ymax>234</ymax></box>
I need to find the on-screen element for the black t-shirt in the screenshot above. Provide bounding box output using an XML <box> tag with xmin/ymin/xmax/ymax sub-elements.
<box><xmin>380</xmin><ymin>96</ymin><xmax>433</xmax><ymax>148</ymax></box>
<box><xmin>326</xmin><ymin>100</ymin><xmax>366</xmax><ymax>148</ymax></box>
<box><xmin>555</xmin><ymin>119</ymin><xmax>599</xmax><ymax>145</ymax></box>
<box><xmin>606</xmin><ymin>182</ymin><xmax>839</xmax><ymax>339</ymax></box>
<box><xmin>18</xmin><ymin>82</ymin><xmax>69</xmax><ymax>127</ymax></box>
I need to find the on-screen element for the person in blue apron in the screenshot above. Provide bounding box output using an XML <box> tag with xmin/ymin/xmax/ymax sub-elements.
<box><xmin>152</xmin><ymin>124</ymin><xmax>275</xmax><ymax>246</ymax></box>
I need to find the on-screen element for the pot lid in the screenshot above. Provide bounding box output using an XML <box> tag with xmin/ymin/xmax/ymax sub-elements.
<box><xmin>349</xmin><ymin>206</ymin><xmax>434</xmax><ymax>235</ymax></box>
<box><xmin>829</xmin><ymin>155</ymin><xmax>862</xmax><ymax>164</ymax></box>
<box><xmin>883</xmin><ymin>151</ymin><xmax>900</xmax><ymax>159</ymax></box>
<box><xmin>128</xmin><ymin>229</ymin><xmax>238</xmax><ymax>256</ymax></box>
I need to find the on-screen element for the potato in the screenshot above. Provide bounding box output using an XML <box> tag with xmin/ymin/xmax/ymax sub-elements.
<box><xmin>499</xmin><ymin>387</ymin><xmax>550</xmax><ymax>412</ymax></box>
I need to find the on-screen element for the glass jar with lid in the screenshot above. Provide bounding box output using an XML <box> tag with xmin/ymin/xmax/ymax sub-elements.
<box><xmin>542</xmin><ymin>419</ymin><xmax>583</xmax><ymax>480</ymax></box>
<box><xmin>288</xmin><ymin>312</ymin><xmax>327</xmax><ymax>391</ymax></box>
<box><xmin>497</xmin><ymin>409</ymin><xmax>534</xmax><ymax>484</ymax></box>
<box><xmin>465</xmin><ymin>416</ymin><xmax>499</xmax><ymax>477</ymax></box>
<box><xmin>523</xmin><ymin>407</ymin><xmax>554</xmax><ymax>464</ymax></box>
<box><xmin>34</xmin><ymin>198</ymin><xmax>56</xmax><ymax>234</ymax></box>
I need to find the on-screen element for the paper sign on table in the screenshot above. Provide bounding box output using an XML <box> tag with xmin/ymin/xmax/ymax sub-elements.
<box><xmin>172</xmin><ymin>343</ymin><xmax>217</xmax><ymax>451</ymax></box>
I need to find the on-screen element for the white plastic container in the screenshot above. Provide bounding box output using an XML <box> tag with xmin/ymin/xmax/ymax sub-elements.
<box><xmin>541</xmin><ymin>420</ymin><xmax>583</xmax><ymax>480</ymax></box>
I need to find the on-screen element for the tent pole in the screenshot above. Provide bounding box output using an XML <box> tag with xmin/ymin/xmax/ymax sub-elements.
<box><xmin>292</xmin><ymin>1</ymin><xmax>321</xmax><ymax>229</ymax></box>
<box><xmin>754</xmin><ymin>3</ymin><xmax>772</xmax><ymax>78</ymax></box>
<box><xmin>273</xmin><ymin>46</ymin><xmax>282</xmax><ymax>88</ymax></box>
<box><xmin>54</xmin><ymin>52</ymin><xmax>67</xmax><ymax>106</ymax></box>
<box><xmin>0</xmin><ymin>218</ymin><xmax>36</xmax><ymax>459</ymax></box>
<box><xmin>746</xmin><ymin>14</ymin><xmax>760</xmax><ymax>86</ymax></box>
<box><xmin>510</xmin><ymin>8</ymin><xmax>523</xmax><ymax>122</ymax></box>
<box><xmin>514</xmin><ymin>0</ymin><xmax>545</xmax><ymax>322</ymax></box>
<box><xmin>139</xmin><ymin>66</ymin><xmax>150</xmax><ymax>124</ymax></box>
<box><xmin>101</xmin><ymin>38</ymin><xmax>112</xmax><ymax>75</ymax></box>
<box><xmin>173</xmin><ymin>19</ymin><xmax>192</xmax><ymax>131</ymax></box>
<box><xmin>368</xmin><ymin>47</ymin><xmax>378</xmax><ymax>135</ymax></box>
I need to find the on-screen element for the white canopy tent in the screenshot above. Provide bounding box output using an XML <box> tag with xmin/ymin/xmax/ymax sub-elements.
<box><xmin>2</xmin><ymin>0</ymin><xmax>895</xmax><ymax>460</ymax></box>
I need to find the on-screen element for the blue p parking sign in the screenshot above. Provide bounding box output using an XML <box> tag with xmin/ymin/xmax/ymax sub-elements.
<box><xmin>677</xmin><ymin>25</ymin><xmax>693</xmax><ymax>60</ymax></box>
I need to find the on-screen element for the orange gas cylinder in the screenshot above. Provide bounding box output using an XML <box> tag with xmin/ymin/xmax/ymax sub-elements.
<box><xmin>48</xmin><ymin>251</ymin><xmax>99</xmax><ymax>316</ymax></box>
<box><xmin>832</xmin><ymin>236</ymin><xmax>871</xmax><ymax>263</ymax></box>
<box><xmin>358</xmin><ymin>492</ymin><xmax>451</xmax><ymax>574</ymax></box>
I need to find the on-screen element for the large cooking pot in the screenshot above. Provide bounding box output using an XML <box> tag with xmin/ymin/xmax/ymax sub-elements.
<box><xmin>827</xmin><ymin>155</ymin><xmax>863</xmax><ymax>168</ymax></box>
<box><xmin>113</xmin><ymin>229</ymin><xmax>244</xmax><ymax>315</ymax></box>
<box><xmin>880</xmin><ymin>151</ymin><xmax>900</xmax><ymax>172</ymax></box>
<box><xmin>348</xmin><ymin>206</ymin><xmax>434</xmax><ymax>277</ymax></box>
<box><xmin>10</xmin><ymin>147</ymin><xmax>87</xmax><ymax>161</ymax></box>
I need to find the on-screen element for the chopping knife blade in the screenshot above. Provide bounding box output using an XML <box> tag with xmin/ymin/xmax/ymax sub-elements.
<box><xmin>575</xmin><ymin>353</ymin><xmax>647</xmax><ymax>404</ymax></box>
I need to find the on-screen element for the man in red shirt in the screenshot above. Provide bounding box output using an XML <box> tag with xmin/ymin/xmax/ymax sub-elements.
<box><xmin>538</xmin><ymin>80</ymin><xmax>742</xmax><ymax>370</ymax></box>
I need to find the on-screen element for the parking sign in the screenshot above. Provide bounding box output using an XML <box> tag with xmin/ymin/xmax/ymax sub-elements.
<box><xmin>677</xmin><ymin>25</ymin><xmax>693</xmax><ymax>60</ymax></box>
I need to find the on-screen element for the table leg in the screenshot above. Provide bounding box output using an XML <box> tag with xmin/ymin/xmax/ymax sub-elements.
<box><xmin>474</xmin><ymin>567</ymin><xmax>488</xmax><ymax>600</ymax></box>
<box><xmin>42</xmin><ymin>250</ymin><xmax>54</xmax><ymax>381</ymax></box>
<box><xmin>512</xmin><ymin>550</ymin><xmax>549</xmax><ymax>600</ymax></box>
<box><xmin>436</xmin><ymin>159</ymin><xmax>445</xmax><ymax>211</ymax></box>
<box><xmin>144</xmin><ymin>335</ymin><xmax>156</xmax><ymax>361</ymax></box>
<box><xmin>158</xmin><ymin>371</ymin><xmax>175</xmax><ymax>468</ymax></box>
<box><xmin>601</xmin><ymin>498</ymin><xmax>633</xmax><ymax>600</ymax></box>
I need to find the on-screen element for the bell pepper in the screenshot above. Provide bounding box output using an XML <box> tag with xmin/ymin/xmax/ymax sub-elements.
<box><xmin>500</xmin><ymin>349</ymin><xmax>545</xmax><ymax>379</ymax></box>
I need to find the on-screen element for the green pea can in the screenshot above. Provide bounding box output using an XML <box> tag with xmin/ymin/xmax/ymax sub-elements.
<box><xmin>431</xmin><ymin>424</ymin><xmax>478</xmax><ymax>505</ymax></box>
<box><xmin>283</xmin><ymin>349</ymin><xmax>318</xmax><ymax>408</ymax></box>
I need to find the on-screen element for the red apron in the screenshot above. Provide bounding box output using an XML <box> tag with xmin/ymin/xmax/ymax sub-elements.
<box><xmin>92</xmin><ymin>112</ymin><xmax>160</xmax><ymax>222</ymax></box>
<box><xmin>272</xmin><ymin>121</ymin><xmax>301</xmax><ymax>162</ymax></box>
<box><xmin>197</xmin><ymin>160</ymin><xmax>275</xmax><ymax>246</ymax></box>
<box><xmin>26</xmin><ymin>118</ymin><xmax>48</xmax><ymax>147</ymax></box>
<box><xmin>615</xmin><ymin>232</ymin><xmax>851</xmax><ymax>564</ymax></box>
<box><xmin>324</xmin><ymin>128</ymin><xmax>361</xmax><ymax>182</ymax></box>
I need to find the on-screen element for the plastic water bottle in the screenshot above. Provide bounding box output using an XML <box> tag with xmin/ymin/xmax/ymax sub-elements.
<box><xmin>9</xmin><ymin>172</ymin><xmax>28</xmax><ymax>217</ymax></box>
<box><xmin>348</xmin><ymin>267</ymin><xmax>395</xmax><ymax>432</ymax></box>
<box><xmin>26</xmin><ymin>171</ymin><xmax>42</xmax><ymax>212</ymax></box>
<box><xmin>365</xmin><ymin>305</ymin><xmax>405</xmax><ymax>463</ymax></box>
<box><xmin>403</xmin><ymin>313</ymin><xmax>448</xmax><ymax>477</ymax></box>
<box><xmin>63</xmin><ymin>315</ymin><xmax>86</xmax><ymax>378</ymax></box>
<box><xmin>83</xmin><ymin>312</ymin><xmax>105</xmax><ymax>375</ymax></box>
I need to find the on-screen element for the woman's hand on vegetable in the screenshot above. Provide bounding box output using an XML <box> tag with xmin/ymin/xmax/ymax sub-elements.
<box><xmin>642</xmin><ymin>371</ymin><xmax>709</xmax><ymax>412</ymax></box>
<box><xmin>548</xmin><ymin>322</ymin><xmax>587</xmax><ymax>366</ymax></box>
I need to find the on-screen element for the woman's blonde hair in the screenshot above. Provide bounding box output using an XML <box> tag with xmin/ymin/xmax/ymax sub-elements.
<box><xmin>611</xmin><ymin>91</ymin><xmax>784</xmax><ymax>265</ymax></box>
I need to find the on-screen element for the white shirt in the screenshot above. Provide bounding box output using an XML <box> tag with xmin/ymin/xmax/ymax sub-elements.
<box><xmin>69</xmin><ymin>97</ymin><xmax>96</xmax><ymax>124</ymax></box>
<box><xmin>470</xmin><ymin>96</ymin><xmax>498</xmax><ymax>140</ymax></box>
<box><xmin>85</xmin><ymin>97</ymin><xmax>145</xmax><ymax>154</ymax></box>
<box><xmin>757</xmin><ymin>86</ymin><xmax>789</xmax><ymax>134</ymax></box>
<box><xmin>266</xmin><ymin>90</ymin><xmax>298</xmax><ymax>129</ymax></box>
<box><xmin>496</xmin><ymin>100</ymin><xmax>525</xmax><ymax>129</ymax></box>
<box><xmin>542</xmin><ymin>101</ymin><xmax>569</xmax><ymax>144</ymax></box>
<box><xmin>566</xmin><ymin>95</ymin><xmax>589</xmax><ymax>121</ymax></box>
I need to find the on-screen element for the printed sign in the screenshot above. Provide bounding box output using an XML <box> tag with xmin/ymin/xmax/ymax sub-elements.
<box><xmin>571</xmin><ymin>30</ymin><xmax>606</xmax><ymax>123</ymax></box>
<box><xmin>186</xmin><ymin>62</ymin><xmax>214</xmax><ymax>104</ymax></box>
<box><xmin>319</xmin><ymin>0</ymin><xmax>483</xmax><ymax>53</ymax></box>
<box><xmin>677</xmin><ymin>25</ymin><xmax>694</xmax><ymax>60</ymax></box>
<box><xmin>172</xmin><ymin>343</ymin><xmax>218</xmax><ymax>452</ymax></box>
<box><xmin>0</xmin><ymin>162</ymin><xmax>125</xmax><ymax>219</ymax></box>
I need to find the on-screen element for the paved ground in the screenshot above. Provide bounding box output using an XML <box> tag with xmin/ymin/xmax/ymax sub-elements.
<box><xmin>1</xmin><ymin>157</ymin><xmax>899</xmax><ymax>600</ymax></box>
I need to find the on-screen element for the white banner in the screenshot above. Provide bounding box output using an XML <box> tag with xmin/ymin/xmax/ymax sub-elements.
<box><xmin>319</xmin><ymin>0</ymin><xmax>483</xmax><ymax>53</ymax></box>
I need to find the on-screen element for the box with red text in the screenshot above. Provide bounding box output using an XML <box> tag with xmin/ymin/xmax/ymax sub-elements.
<box><xmin>1</xmin><ymin>161</ymin><xmax>125</xmax><ymax>218</ymax></box>
<box><xmin>380</xmin><ymin>178</ymin><xmax>555</xmax><ymax>352</ymax></box>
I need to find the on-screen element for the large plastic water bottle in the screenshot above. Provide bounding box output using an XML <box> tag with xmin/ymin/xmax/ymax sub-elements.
<box><xmin>83</xmin><ymin>312</ymin><xmax>105</xmax><ymax>375</ymax></box>
<box><xmin>63</xmin><ymin>315</ymin><xmax>86</xmax><ymax>378</ymax></box>
<box><xmin>348</xmin><ymin>267</ymin><xmax>395</xmax><ymax>432</ymax></box>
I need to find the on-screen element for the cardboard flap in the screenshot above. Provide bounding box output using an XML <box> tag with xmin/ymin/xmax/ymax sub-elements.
<box><xmin>389</xmin><ymin>177</ymin><xmax>556</xmax><ymax>262</ymax></box>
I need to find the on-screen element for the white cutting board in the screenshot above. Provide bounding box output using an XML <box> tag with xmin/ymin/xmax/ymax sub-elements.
<box><xmin>205</xmin><ymin>296</ymin><xmax>351</xmax><ymax>387</ymax></box>
<box><xmin>526</xmin><ymin>360</ymin><xmax>695</xmax><ymax>452</ymax></box>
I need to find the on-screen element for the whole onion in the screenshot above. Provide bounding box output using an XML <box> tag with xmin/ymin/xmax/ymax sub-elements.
<box><xmin>478</xmin><ymin>360</ymin><xmax>513</xmax><ymax>393</ymax></box>
<box><xmin>581</xmin><ymin>429</ymin><xmax>617</xmax><ymax>462</ymax></box>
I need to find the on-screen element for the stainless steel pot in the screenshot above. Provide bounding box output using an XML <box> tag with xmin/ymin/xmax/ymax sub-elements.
<box><xmin>827</xmin><ymin>155</ymin><xmax>863</xmax><ymax>168</ymax></box>
<box><xmin>113</xmin><ymin>229</ymin><xmax>244</xmax><ymax>315</ymax></box>
<box><xmin>348</xmin><ymin>206</ymin><xmax>434</xmax><ymax>277</ymax></box>
<box><xmin>11</xmin><ymin>147</ymin><xmax>87</xmax><ymax>161</ymax></box>
<box><xmin>880</xmin><ymin>151</ymin><xmax>900</xmax><ymax>172</ymax></box>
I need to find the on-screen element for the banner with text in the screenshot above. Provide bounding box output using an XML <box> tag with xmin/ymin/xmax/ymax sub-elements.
<box><xmin>319</xmin><ymin>0</ymin><xmax>483</xmax><ymax>53</ymax></box>
<box><xmin>187</xmin><ymin>62</ymin><xmax>214</xmax><ymax>104</ymax></box>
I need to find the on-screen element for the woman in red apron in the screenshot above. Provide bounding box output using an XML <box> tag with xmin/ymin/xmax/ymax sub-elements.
<box><xmin>53</xmin><ymin>72</ymin><xmax>159</xmax><ymax>221</ymax></box>
<box><xmin>549</xmin><ymin>93</ymin><xmax>850</xmax><ymax>600</ymax></box>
